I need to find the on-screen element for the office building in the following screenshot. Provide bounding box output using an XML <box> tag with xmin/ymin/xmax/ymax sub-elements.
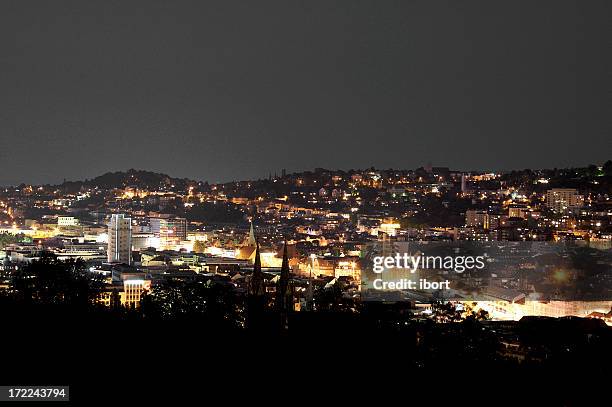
<box><xmin>150</xmin><ymin>216</ymin><xmax>188</xmax><ymax>248</ymax></box>
<box><xmin>466</xmin><ymin>209</ymin><xmax>490</xmax><ymax>229</ymax></box>
<box><xmin>546</xmin><ymin>189</ymin><xmax>583</xmax><ymax>213</ymax></box>
<box><xmin>107</xmin><ymin>214</ymin><xmax>132</xmax><ymax>265</ymax></box>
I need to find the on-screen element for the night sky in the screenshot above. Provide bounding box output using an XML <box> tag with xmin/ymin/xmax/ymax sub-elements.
<box><xmin>1</xmin><ymin>0</ymin><xmax>609</xmax><ymax>186</ymax></box>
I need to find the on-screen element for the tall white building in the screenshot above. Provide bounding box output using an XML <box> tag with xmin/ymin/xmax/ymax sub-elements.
<box><xmin>545</xmin><ymin>189</ymin><xmax>583</xmax><ymax>213</ymax></box>
<box><xmin>107</xmin><ymin>214</ymin><xmax>132</xmax><ymax>265</ymax></box>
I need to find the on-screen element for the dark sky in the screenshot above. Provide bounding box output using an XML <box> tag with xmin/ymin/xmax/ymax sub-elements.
<box><xmin>1</xmin><ymin>0</ymin><xmax>610</xmax><ymax>186</ymax></box>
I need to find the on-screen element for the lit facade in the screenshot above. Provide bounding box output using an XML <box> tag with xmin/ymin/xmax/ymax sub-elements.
<box><xmin>465</xmin><ymin>209</ymin><xmax>489</xmax><ymax>229</ymax></box>
<box><xmin>150</xmin><ymin>217</ymin><xmax>187</xmax><ymax>248</ymax></box>
<box><xmin>107</xmin><ymin>214</ymin><xmax>132</xmax><ymax>265</ymax></box>
<box><xmin>546</xmin><ymin>188</ymin><xmax>583</xmax><ymax>213</ymax></box>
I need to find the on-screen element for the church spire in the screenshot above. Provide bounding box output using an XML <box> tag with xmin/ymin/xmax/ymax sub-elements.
<box><xmin>247</xmin><ymin>241</ymin><xmax>266</xmax><ymax>331</ymax></box>
<box><xmin>248</xmin><ymin>242</ymin><xmax>265</xmax><ymax>297</ymax></box>
<box><xmin>247</xmin><ymin>220</ymin><xmax>256</xmax><ymax>247</ymax></box>
<box><xmin>275</xmin><ymin>241</ymin><xmax>291</xmax><ymax>330</ymax></box>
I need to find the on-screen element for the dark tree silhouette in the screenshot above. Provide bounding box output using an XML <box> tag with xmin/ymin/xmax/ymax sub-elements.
<box><xmin>140</xmin><ymin>279</ymin><xmax>243</xmax><ymax>329</ymax></box>
<box><xmin>10</xmin><ymin>253</ymin><xmax>104</xmax><ymax>308</ymax></box>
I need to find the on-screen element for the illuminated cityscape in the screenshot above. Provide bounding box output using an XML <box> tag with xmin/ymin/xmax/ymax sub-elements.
<box><xmin>1</xmin><ymin>0</ymin><xmax>610</xmax><ymax>401</ymax></box>
<box><xmin>1</xmin><ymin>165</ymin><xmax>611</xmax><ymax>320</ymax></box>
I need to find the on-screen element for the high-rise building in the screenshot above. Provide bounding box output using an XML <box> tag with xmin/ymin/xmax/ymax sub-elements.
<box><xmin>107</xmin><ymin>214</ymin><xmax>132</xmax><ymax>265</ymax></box>
<box><xmin>465</xmin><ymin>209</ymin><xmax>489</xmax><ymax>229</ymax></box>
<box><xmin>545</xmin><ymin>189</ymin><xmax>583</xmax><ymax>213</ymax></box>
<box><xmin>150</xmin><ymin>216</ymin><xmax>187</xmax><ymax>248</ymax></box>
<box><xmin>461</xmin><ymin>174</ymin><xmax>467</xmax><ymax>193</ymax></box>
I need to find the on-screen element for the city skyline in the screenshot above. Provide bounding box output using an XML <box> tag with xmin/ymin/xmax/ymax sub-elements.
<box><xmin>1</xmin><ymin>0</ymin><xmax>611</xmax><ymax>397</ymax></box>
<box><xmin>1</xmin><ymin>161</ymin><xmax>610</xmax><ymax>313</ymax></box>
<box><xmin>1</xmin><ymin>161</ymin><xmax>611</xmax><ymax>188</ymax></box>
<box><xmin>1</xmin><ymin>0</ymin><xmax>610</xmax><ymax>186</ymax></box>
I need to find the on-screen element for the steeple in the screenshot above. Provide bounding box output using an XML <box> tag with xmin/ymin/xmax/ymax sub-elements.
<box><xmin>275</xmin><ymin>242</ymin><xmax>291</xmax><ymax>308</ymax></box>
<box><xmin>247</xmin><ymin>221</ymin><xmax>256</xmax><ymax>247</ymax></box>
<box><xmin>275</xmin><ymin>242</ymin><xmax>292</xmax><ymax>330</ymax></box>
<box><xmin>248</xmin><ymin>242</ymin><xmax>265</xmax><ymax>297</ymax></box>
<box><xmin>236</xmin><ymin>221</ymin><xmax>258</xmax><ymax>261</ymax></box>
<box><xmin>246</xmin><ymin>242</ymin><xmax>267</xmax><ymax>331</ymax></box>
